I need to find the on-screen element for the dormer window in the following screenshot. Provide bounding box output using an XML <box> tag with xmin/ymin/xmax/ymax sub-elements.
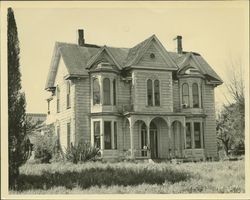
<box><xmin>93</xmin><ymin>78</ymin><xmax>100</xmax><ymax>105</ymax></box>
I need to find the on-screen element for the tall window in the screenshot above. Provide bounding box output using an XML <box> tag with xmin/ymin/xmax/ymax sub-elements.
<box><xmin>66</xmin><ymin>81</ymin><xmax>71</xmax><ymax>109</ymax></box>
<box><xmin>94</xmin><ymin>121</ymin><xmax>100</xmax><ymax>148</ymax></box>
<box><xmin>114</xmin><ymin>122</ymin><xmax>117</xmax><ymax>149</ymax></box>
<box><xmin>67</xmin><ymin>122</ymin><xmax>71</xmax><ymax>148</ymax></box>
<box><xmin>186</xmin><ymin>122</ymin><xmax>192</xmax><ymax>149</ymax></box>
<box><xmin>192</xmin><ymin>83</ymin><xmax>199</xmax><ymax>108</ymax></box>
<box><xmin>154</xmin><ymin>80</ymin><xmax>160</xmax><ymax>106</ymax></box>
<box><xmin>93</xmin><ymin>78</ymin><xmax>100</xmax><ymax>105</ymax></box>
<box><xmin>147</xmin><ymin>79</ymin><xmax>153</xmax><ymax>106</ymax></box>
<box><xmin>56</xmin><ymin>86</ymin><xmax>60</xmax><ymax>113</ymax></box>
<box><xmin>113</xmin><ymin>79</ymin><xmax>116</xmax><ymax>105</ymax></box>
<box><xmin>104</xmin><ymin>121</ymin><xmax>112</xmax><ymax>149</ymax></box>
<box><xmin>182</xmin><ymin>83</ymin><xmax>189</xmax><ymax>108</ymax></box>
<box><xmin>141</xmin><ymin>123</ymin><xmax>147</xmax><ymax>156</ymax></box>
<box><xmin>194</xmin><ymin>122</ymin><xmax>201</xmax><ymax>148</ymax></box>
<box><xmin>103</xmin><ymin>78</ymin><xmax>111</xmax><ymax>105</ymax></box>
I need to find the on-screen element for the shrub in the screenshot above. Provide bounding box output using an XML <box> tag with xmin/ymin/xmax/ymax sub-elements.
<box><xmin>64</xmin><ymin>142</ymin><xmax>100</xmax><ymax>164</ymax></box>
<box><xmin>33</xmin><ymin>126</ymin><xmax>59</xmax><ymax>163</ymax></box>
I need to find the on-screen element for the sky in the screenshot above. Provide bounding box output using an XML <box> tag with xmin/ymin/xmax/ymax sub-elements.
<box><xmin>7</xmin><ymin>1</ymin><xmax>249</xmax><ymax>113</ymax></box>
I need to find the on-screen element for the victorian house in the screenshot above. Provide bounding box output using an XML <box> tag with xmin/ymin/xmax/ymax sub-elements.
<box><xmin>45</xmin><ymin>30</ymin><xmax>222</xmax><ymax>160</ymax></box>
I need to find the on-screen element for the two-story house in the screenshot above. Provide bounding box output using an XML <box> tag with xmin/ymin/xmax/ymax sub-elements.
<box><xmin>45</xmin><ymin>30</ymin><xmax>222</xmax><ymax>160</ymax></box>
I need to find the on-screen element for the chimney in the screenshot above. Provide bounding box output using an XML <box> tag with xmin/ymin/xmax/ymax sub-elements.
<box><xmin>78</xmin><ymin>29</ymin><xmax>85</xmax><ymax>46</ymax></box>
<box><xmin>174</xmin><ymin>35</ymin><xmax>182</xmax><ymax>54</ymax></box>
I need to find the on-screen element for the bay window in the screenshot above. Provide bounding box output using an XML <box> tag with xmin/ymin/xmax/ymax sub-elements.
<box><xmin>94</xmin><ymin>121</ymin><xmax>100</xmax><ymax>148</ymax></box>
<box><xmin>103</xmin><ymin>78</ymin><xmax>111</xmax><ymax>105</ymax></box>
<box><xmin>182</xmin><ymin>83</ymin><xmax>189</xmax><ymax>108</ymax></box>
<box><xmin>192</xmin><ymin>83</ymin><xmax>199</xmax><ymax>108</ymax></box>
<box><xmin>104</xmin><ymin>121</ymin><xmax>112</xmax><ymax>149</ymax></box>
<box><xmin>93</xmin><ymin>78</ymin><xmax>100</xmax><ymax>105</ymax></box>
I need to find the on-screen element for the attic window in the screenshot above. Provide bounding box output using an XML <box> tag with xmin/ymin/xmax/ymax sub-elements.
<box><xmin>150</xmin><ymin>53</ymin><xmax>155</xmax><ymax>59</ymax></box>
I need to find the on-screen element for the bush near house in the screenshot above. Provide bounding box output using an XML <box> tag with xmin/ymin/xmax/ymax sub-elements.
<box><xmin>64</xmin><ymin>142</ymin><xmax>100</xmax><ymax>164</ymax></box>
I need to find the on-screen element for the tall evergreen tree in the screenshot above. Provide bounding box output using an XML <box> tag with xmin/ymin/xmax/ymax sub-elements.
<box><xmin>8</xmin><ymin>7</ymin><xmax>30</xmax><ymax>189</ymax></box>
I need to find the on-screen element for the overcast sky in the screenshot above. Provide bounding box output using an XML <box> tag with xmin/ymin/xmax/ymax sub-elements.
<box><xmin>9</xmin><ymin>1</ymin><xmax>249</xmax><ymax>113</ymax></box>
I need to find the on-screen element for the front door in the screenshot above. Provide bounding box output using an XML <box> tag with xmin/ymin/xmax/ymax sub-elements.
<box><xmin>150</xmin><ymin>129</ymin><xmax>158</xmax><ymax>159</ymax></box>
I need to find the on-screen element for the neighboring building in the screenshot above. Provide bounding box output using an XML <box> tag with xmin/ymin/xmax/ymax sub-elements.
<box><xmin>45</xmin><ymin>30</ymin><xmax>222</xmax><ymax>160</ymax></box>
<box><xmin>26</xmin><ymin>113</ymin><xmax>47</xmax><ymax>125</ymax></box>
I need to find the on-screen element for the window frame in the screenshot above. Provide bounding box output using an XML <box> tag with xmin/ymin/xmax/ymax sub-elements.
<box><xmin>56</xmin><ymin>86</ymin><xmax>60</xmax><ymax>113</ymax></box>
<box><xmin>93</xmin><ymin>78</ymin><xmax>101</xmax><ymax>105</ymax></box>
<box><xmin>113</xmin><ymin>79</ymin><xmax>116</xmax><ymax>106</ymax></box>
<box><xmin>93</xmin><ymin>121</ymin><xmax>101</xmax><ymax>149</ymax></box>
<box><xmin>66</xmin><ymin>81</ymin><xmax>71</xmax><ymax>109</ymax></box>
<box><xmin>154</xmin><ymin>79</ymin><xmax>160</xmax><ymax>106</ymax></box>
<box><xmin>182</xmin><ymin>83</ymin><xmax>189</xmax><ymax>108</ymax></box>
<box><xmin>194</xmin><ymin>122</ymin><xmax>202</xmax><ymax>149</ymax></box>
<box><xmin>147</xmin><ymin>79</ymin><xmax>153</xmax><ymax>106</ymax></box>
<box><xmin>67</xmin><ymin>122</ymin><xmax>71</xmax><ymax>149</ymax></box>
<box><xmin>192</xmin><ymin>83</ymin><xmax>199</xmax><ymax>108</ymax></box>
<box><xmin>104</xmin><ymin>121</ymin><xmax>112</xmax><ymax>149</ymax></box>
<box><xmin>103</xmin><ymin>78</ymin><xmax>111</xmax><ymax>105</ymax></box>
<box><xmin>185</xmin><ymin>122</ymin><xmax>192</xmax><ymax>149</ymax></box>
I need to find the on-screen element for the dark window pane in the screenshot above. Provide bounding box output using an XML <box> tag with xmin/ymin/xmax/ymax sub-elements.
<box><xmin>141</xmin><ymin>123</ymin><xmax>147</xmax><ymax>157</ymax></box>
<box><xmin>147</xmin><ymin>79</ymin><xmax>153</xmax><ymax>106</ymax></box>
<box><xmin>186</xmin><ymin>123</ymin><xmax>192</xmax><ymax>149</ymax></box>
<box><xmin>67</xmin><ymin>123</ymin><xmax>71</xmax><ymax>148</ymax></box>
<box><xmin>103</xmin><ymin>78</ymin><xmax>111</xmax><ymax>105</ymax></box>
<box><xmin>104</xmin><ymin>121</ymin><xmax>112</xmax><ymax>149</ymax></box>
<box><xmin>93</xmin><ymin>78</ymin><xmax>100</xmax><ymax>105</ymax></box>
<box><xmin>182</xmin><ymin>83</ymin><xmax>189</xmax><ymax>108</ymax></box>
<box><xmin>114</xmin><ymin>122</ymin><xmax>117</xmax><ymax>149</ymax></box>
<box><xmin>194</xmin><ymin>122</ymin><xmax>201</xmax><ymax>148</ymax></box>
<box><xmin>57</xmin><ymin>87</ymin><xmax>60</xmax><ymax>113</ymax></box>
<box><xmin>113</xmin><ymin>79</ymin><xmax>116</xmax><ymax>105</ymax></box>
<box><xmin>154</xmin><ymin>80</ymin><xmax>160</xmax><ymax>106</ymax></box>
<box><xmin>94</xmin><ymin>121</ymin><xmax>100</xmax><ymax>148</ymax></box>
<box><xmin>192</xmin><ymin>83</ymin><xmax>199</xmax><ymax>108</ymax></box>
<box><xmin>67</xmin><ymin>81</ymin><xmax>71</xmax><ymax>108</ymax></box>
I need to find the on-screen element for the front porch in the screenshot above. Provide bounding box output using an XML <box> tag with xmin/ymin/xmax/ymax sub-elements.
<box><xmin>122</xmin><ymin>113</ymin><xmax>205</xmax><ymax>160</ymax></box>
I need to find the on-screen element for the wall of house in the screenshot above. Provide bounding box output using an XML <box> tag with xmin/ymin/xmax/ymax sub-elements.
<box><xmin>132</xmin><ymin>69</ymin><xmax>173</xmax><ymax>113</ymax></box>
<box><xmin>74</xmin><ymin>77</ymin><xmax>91</xmax><ymax>144</ymax></box>
<box><xmin>202</xmin><ymin>82</ymin><xmax>217</xmax><ymax>158</ymax></box>
<box><xmin>53</xmin><ymin>58</ymin><xmax>75</xmax><ymax>150</ymax></box>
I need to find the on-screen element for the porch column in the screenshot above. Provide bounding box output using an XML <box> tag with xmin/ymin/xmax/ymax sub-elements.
<box><xmin>146</xmin><ymin>125</ymin><xmax>150</xmax><ymax>158</ymax></box>
<box><xmin>130</xmin><ymin>124</ymin><xmax>135</xmax><ymax>159</ymax></box>
<box><xmin>183</xmin><ymin>124</ymin><xmax>186</xmax><ymax>157</ymax></box>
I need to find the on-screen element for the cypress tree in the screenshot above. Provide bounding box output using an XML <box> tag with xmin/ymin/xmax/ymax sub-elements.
<box><xmin>8</xmin><ymin>7</ymin><xmax>30</xmax><ymax>189</ymax></box>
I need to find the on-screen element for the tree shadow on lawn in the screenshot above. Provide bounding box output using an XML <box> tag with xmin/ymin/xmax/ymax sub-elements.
<box><xmin>17</xmin><ymin>166</ymin><xmax>191</xmax><ymax>191</ymax></box>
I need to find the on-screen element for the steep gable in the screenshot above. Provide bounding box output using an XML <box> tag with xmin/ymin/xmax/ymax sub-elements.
<box><xmin>137</xmin><ymin>41</ymin><xmax>171</xmax><ymax>68</ymax></box>
<box><xmin>124</xmin><ymin>35</ymin><xmax>178</xmax><ymax>70</ymax></box>
<box><xmin>86</xmin><ymin>46</ymin><xmax>123</xmax><ymax>70</ymax></box>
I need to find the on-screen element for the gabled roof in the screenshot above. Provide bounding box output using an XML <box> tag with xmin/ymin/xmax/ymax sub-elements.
<box><xmin>173</xmin><ymin>52</ymin><xmax>223</xmax><ymax>83</ymax></box>
<box><xmin>123</xmin><ymin>35</ymin><xmax>178</xmax><ymax>69</ymax></box>
<box><xmin>86</xmin><ymin>46</ymin><xmax>129</xmax><ymax>70</ymax></box>
<box><xmin>45</xmin><ymin>42</ymin><xmax>100</xmax><ymax>89</ymax></box>
<box><xmin>45</xmin><ymin>35</ymin><xmax>223</xmax><ymax>89</ymax></box>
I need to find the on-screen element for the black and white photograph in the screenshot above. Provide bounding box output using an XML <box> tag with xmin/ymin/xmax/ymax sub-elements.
<box><xmin>1</xmin><ymin>1</ymin><xmax>249</xmax><ymax>199</ymax></box>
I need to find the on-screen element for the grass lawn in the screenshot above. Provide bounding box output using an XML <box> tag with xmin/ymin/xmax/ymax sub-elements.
<box><xmin>10</xmin><ymin>159</ymin><xmax>244</xmax><ymax>194</ymax></box>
